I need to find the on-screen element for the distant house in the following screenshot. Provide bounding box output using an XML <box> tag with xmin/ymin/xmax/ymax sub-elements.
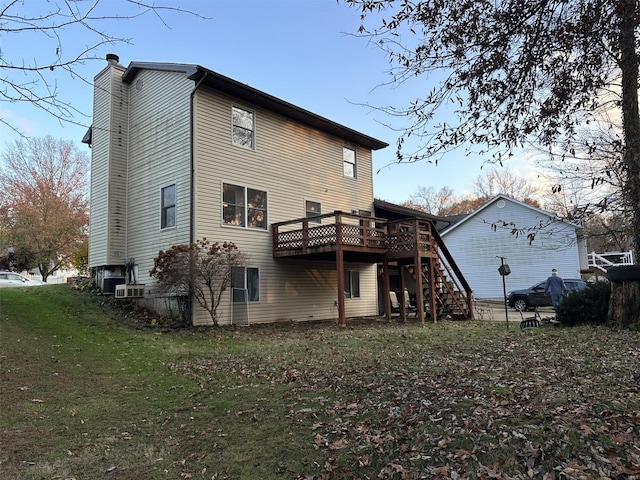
<box><xmin>439</xmin><ymin>195</ymin><xmax>587</xmax><ymax>299</ymax></box>
<box><xmin>84</xmin><ymin>54</ymin><xmax>472</xmax><ymax>325</ymax></box>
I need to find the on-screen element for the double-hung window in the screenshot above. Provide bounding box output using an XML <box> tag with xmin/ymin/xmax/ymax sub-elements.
<box><xmin>343</xmin><ymin>147</ymin><xmax>356</xmax><ymax>178</ymax></box>
<box><xmin>305</xmin><ymin>200</ymin><xmax>322</xmax><ymax>224</ymax></box>
<box><xmin>223</xmin><ymin>183</ymin><xmax>267</xmax><ymax>229</ymax></box>
<box><xmin>344</xmin><ymin>270</ymin><xmax>360</xmax><ymax>298</ymax></box>
<box><xmin>232</xmin><ymin>106</ymin><xmax>254</xmax><ymax>149</ymax></box>
<box><xmin>231</xmin><ymin>266</ymin><xmax>260</xmax><ymax>302</ymax></box>
<box><xmin>161</xmin><ymin>184</ymin><xmax>176</xmax><ymax>229</ymax></box>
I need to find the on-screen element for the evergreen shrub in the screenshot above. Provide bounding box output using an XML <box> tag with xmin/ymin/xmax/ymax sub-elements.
<box><xmin>556</xmin><ymin>281</ymin><xmax>611</xmax><ymax>326</ymax></box>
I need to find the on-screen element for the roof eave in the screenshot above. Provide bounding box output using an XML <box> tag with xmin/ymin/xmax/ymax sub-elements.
<box><xmin>121</xmin><ymin>62</ymin><xmax>388</xmax><ymax>151</ymax></box>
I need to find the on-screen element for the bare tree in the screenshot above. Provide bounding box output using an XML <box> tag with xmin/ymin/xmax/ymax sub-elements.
<box><xmin>150</xmin><ymin>240</ymin><xmax>246</xmax><ymax>326</ymax></box>
<box><xmin>405</xmin><ymin>168</ymin><xmax>540</xmax><ymax>216</ymax></box>
<box><xmin>0</xmin><ymin>0</ymin><xmax>206</xmax><ymax>136</ymax></box>
<box><xmin>472</xmin><ymin>167</ymin><xmax>540</xmax><ymax>205</ymax></box>
<box><xmin>0</xmin><ymin>136</ymin><xmax>89</xmax><ymax>280</ymax></box>
<box><xmin>346</xmin><ymin>0</ymin><xmax>640</xmax><ymax>326</ymax></box>
<box><xmin>403</xmin><ymin>185</ymin><xmax>456</xmax><ymax>215</ymax></box>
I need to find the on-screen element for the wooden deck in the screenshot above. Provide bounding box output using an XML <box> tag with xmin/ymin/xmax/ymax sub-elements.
<box><xmin>273</xmin><ymin>211</ymin><xmax>387</xmax><ymax>258</ymax></box>
<box><xmin>272</xmin><ymin>211</ymin><xmax>473</xmax><ymax>324</ymax></box>
<box><xmin>272</xmin><ymin>212</ymin><xmax>436</xmax><ymax>259</ymax></box>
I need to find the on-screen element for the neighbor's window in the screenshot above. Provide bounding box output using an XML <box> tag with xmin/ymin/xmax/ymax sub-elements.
<box><xmin>344</xmin><ymin>270</ymin><xmax>360</xmax><ymax>298</ymax></box>
<box><xmin>232</xmin><ymin>106</ymin><xmax>254</xmax><ymax>149</ymax></box>
<box><xmin>305</xmin><ymin>200</ymin><xmax>322</xmax><ymax>224</ymax></box>
<box><xmin>223</xmin><ymin>183</ymin><xmax>267</xmax><ymax>229</ymax></box>
<box><xmin>343</xmin><ymin>147</ymin><xmax>356</xmax><ymax>178</ymax></box>
<box><xmin>161</xmin><ymin>184</ymin><xmax>176</xmax><ymax>229</ymax></box>
<box><xmin>231</xmin><ymin>266</ymin><xmax>260</xmax><ymax>302</ymax></box>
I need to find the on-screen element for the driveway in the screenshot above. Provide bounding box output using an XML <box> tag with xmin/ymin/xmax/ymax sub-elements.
<box><xmin>474</xmin><ymin>301</ymin><xmax>555</xmax><ymax>325</ymax></box>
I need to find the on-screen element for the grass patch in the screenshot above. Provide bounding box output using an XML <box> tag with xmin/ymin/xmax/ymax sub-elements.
<box><xmin>2</xmin><ymin>285</ymin><xmax>640</xmax><ymax>479</ymax></box>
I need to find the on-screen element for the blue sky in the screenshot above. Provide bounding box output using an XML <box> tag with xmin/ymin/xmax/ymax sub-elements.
<box><xmin>1</xmin><ymin>0</ymin><xmax>537</xmax><ymax>204</ymax></box>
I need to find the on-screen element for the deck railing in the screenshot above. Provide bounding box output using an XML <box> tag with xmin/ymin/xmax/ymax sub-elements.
<box><xmin>588</xmin><ymin>251</ymin><xmax>635</xmax><ymax>272</ymax></box>
<box><xmin>272</xmin><ymin>211</ymin><xmax>387</xmax><ymax>255</ymax></box>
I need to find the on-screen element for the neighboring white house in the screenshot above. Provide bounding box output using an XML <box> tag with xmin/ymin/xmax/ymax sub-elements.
<box><xmin>439</xmin><ymin>195</ymin><xmax>587</xmax><ymax>299</ymax></box>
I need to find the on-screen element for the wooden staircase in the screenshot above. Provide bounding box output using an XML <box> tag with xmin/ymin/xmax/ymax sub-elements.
<box><xmin>384</xmin><ymin>218</ymin><xmax>473</xmax><ymax>321</ymax></box>
<box><xmin>407</xmin><ymin>261</ymin><xmax>471</xmax><ymax>319</ymax></box>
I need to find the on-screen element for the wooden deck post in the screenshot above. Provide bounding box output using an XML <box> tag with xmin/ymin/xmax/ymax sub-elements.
<box><xmin>336</xmin><ymin>213</ymin><xmax>346</xmax><ymax>326</ymax></box>
<box><xmin>382</xmin><ymin>258</ymin><xmax>392</xmax><ymax>321</ymax></box>
<box><xmin>414</xmin><ymin>254</ymin><xmax>425</xmax><ymax>323</ymax></box>
<box><xmin>399</xmin><ymin>264</ymin><xmax>407</xmax><ymax>323</ymax></box>
<box><xmin>337</xmin><ymin>251</ymin><xmax>346</xmax><ymax>326</ymax></box>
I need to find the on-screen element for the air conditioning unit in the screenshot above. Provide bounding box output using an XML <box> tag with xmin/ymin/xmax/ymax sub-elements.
<box><xmin>115</xmin><ymin>284</ymin><xmax>145</xmax><ymax>299</ymax></box>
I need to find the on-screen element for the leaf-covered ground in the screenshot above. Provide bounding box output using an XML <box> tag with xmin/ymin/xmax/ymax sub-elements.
<box><xmin>178</xmin><ymin>322</ymin><xmax>640</xmax><ymax>479</ymax></box>
<box><xmin>2</xmin><ymin>286</ymin><xmax>640</xmax><ymax>479</ymax></box>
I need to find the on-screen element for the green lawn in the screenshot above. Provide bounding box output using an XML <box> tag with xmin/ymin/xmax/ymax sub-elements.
<box><xmin>1</xmin><ymin>285</ymin><xmax>639</xmax><ymax>479</ymax></box>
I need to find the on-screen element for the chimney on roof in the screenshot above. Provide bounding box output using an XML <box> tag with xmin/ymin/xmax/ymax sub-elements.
<box><xmin>106</xmin><ymin>53</ymin><xmax>120</xmax><ymax>65</ymax></box>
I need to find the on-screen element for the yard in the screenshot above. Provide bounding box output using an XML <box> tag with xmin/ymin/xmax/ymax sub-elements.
<box><xmin>1</xmin><ymin>285</ymin><xmax>639</xmax><ymax>479</ymax></box>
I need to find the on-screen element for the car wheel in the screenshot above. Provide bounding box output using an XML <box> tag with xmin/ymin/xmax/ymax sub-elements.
<box><xmin>513</xmin><ymin>298</ymin><xmax>528</xmax><ymax>312</ymax></box>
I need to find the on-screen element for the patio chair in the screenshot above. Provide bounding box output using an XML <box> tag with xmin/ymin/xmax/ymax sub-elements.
<box><xmin>389</xmin><ymin>290</ymin><xmax>417</xmax><ymax>317</ymax></box>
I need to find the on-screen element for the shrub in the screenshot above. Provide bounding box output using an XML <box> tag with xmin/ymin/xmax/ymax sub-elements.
<box><xmin>150</xmin><ymin>239</ymin><xmax>246</xmax><ymax>326</ymax></box>
<box><xmin>556</xmin><ymin>281</ymin><xmax>611</xmax><ymax>326</ymax></box>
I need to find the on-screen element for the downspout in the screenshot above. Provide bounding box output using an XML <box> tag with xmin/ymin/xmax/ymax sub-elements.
<box><xmin>190</xmin><ymin>71</ymin><xmax>207</xmax><ymax>245</ymax></box>
<box><xmin>188</xmin><ymin>71</ymin><xmax>208</xmax><ymax>324</ymax></box>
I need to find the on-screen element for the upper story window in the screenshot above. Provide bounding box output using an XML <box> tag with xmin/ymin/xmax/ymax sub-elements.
<box><xmin>232</xmin><ymin>106</ymin><xmax>254</xmax><ymax>149</ymax></box>
<box><xmin>223</xmin><ymin>183</ymin><xmax>267</xmax><ymax>229</ymax></box>
<box><xmin>305</xmin><ymin>200</ymin><xmax>322</xmax><ymax>224</ymax></box>
<box><xmin>343</xmin><ymin>147</ymin><xmax>356</xmax><ymax>178</ymax></box>
<box><xmin>161</xmin><ymin>184</ymin><xmax>176</xmax><ymax>229</ymax></box>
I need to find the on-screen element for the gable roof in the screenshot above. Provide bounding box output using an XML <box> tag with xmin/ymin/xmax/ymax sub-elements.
<box><xmin>439</xmin><ymin>194</ymin><xmax>582</xmax><ymax>236</ymax></box>
<box><xmin>119</xmin><ymin>62</ymin><xmax>388</xmax><ymax>151</ymax></box>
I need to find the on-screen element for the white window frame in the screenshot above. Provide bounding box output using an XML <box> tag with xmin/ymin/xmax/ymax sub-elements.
<box><xmin>160</xmin><ymin>184</ymin><xmax>176</xmax><ymax>229</ymax></box>
<box><xmin>305</xmin><ymin>200</ymin><xmax>322</xmax><ymax>224</ymax></box>
<box><xmin>344</xmin><ymin>270</ymin><xmax>360</xmax><ymax>299</ymax></box>
<box><xmin>232</xmin><ymin>105</ymin><xmax>255</xmax><ymax>150</ymax></box>
<box><xmin>222</xmin><ymin>183</ymin><xmax>268</xmax><ymax>230</ymax></box>
<box><xmin>232</xmin><ymin>266</ymin><xmax>260</xmax><ymax>303</ymax></box>
<box><xmin>343</xmin><ymin>147</ymin><xmax>356</xmax><ymax>179</ymax></box>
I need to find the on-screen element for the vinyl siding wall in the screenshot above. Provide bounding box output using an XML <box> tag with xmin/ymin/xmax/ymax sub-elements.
<box><xmin>441</xmin><ymin>199</ymin><xmax>581</xmax><ymax>299</ymax></box>
<box><xmin>88</xmin><ymin>64</ymin><xmax>129</xmax><ymax>267</ymax></box>
<box><xmin>125</xmin><ymin>70</ymin><xmax>192</xmax><ymax>285</ymax></box>
<box><xmin>192</xmin><ymin>87</ymin><xmax>379</xmax><ymax>325</ymax></box>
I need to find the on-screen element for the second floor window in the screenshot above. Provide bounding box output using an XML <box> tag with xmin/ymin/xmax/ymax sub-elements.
<box><xmin>305</xmin><ymin>200</ymin><xmax>322</xmax><ymax>224</ymax></box>
<box><xmin>343</xmin><ymin>147</ymin><xmax>356</xmax><ymax>178</ymax></box>
<box><xmin>223</xmin><ymin>183</ymin><xmax>267</xmax><ymax>229</ymax></box>
<box><xmin>232</xmin><ymin>106</ymin><xmax>254</xmax><ymax>149</ymax></box>
<box><xmin>161</xmin><ymin>184</ymin><xmax>176</xmax><ymax>229</ymax></box>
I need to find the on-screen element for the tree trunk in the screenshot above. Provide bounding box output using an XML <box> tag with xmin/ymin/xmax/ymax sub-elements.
<box><xmin>609</xmin><ymin>0</ymin><xmax>640</xmax><ymax>327</ymax></box>
<box><xmin>607</xmin><ymin>282</ymin><xmax>640</xmax><ymax>328</ymax></box>
<box><xmin>607</xmin><ymin>266</ymin><xmax>640</xmax><ymax>327</ymax></box>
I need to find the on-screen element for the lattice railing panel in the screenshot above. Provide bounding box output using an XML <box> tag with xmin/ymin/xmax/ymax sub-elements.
<box><xmin>342</xmin><ymin>224</ymin><xmax>364</xmax><ymax>246</ymax></box>
<box><xmin>386</xmin><ymin>232</ymin><xmax>415</xmax><ymax>253</ymax></box>
<box><xmin>275</xmin><ymin>230</ymin><xmax>305</xmax><ymax>250</ymax></box>
<box><xmin>307</xmin><ymin>225</ymin><xmax>337</xmax><ymax>246</ymax></box>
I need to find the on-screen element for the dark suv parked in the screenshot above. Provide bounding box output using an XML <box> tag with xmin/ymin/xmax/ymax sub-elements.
<box><xmin>507</xmin><ymin>278</ymin><xmax>587</xmax><ymax>311</ymax></box>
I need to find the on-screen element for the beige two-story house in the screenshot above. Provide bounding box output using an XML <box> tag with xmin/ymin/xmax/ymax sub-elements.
<box><xmin>85</xmin><ymin>54</ymin><xmax>472</xmax><ymax>326</ymax></box>
<box><xmin>85</xmin><ymin>54</ymin><xmax>393</xmax><ymax>325</ymax></box>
